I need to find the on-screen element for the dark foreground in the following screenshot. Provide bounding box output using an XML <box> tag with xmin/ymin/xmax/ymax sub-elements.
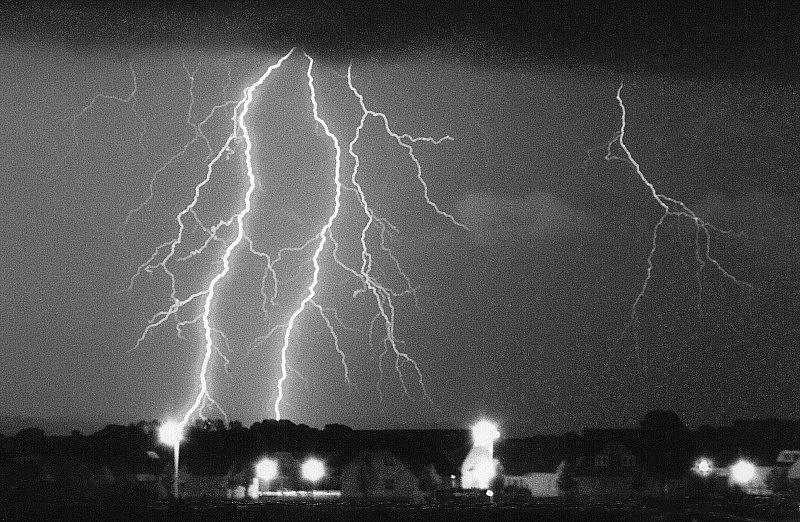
<box><xmin>3</xmin><ymin>498</ymin><xmax>800</xmax><ymax>521</ymax></box>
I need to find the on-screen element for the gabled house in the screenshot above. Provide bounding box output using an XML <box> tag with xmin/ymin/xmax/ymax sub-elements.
<box><xmin>340</xmin><ymin>450</ymin><xmax>422</xmax><ymax>500</ymax></box>
<box><xmin>495</xmin><ymin>435</ymin><xmax>577</xmax><ymax>497</ymax></box>
<box><xmin>576</xmin><ymin>429</ymin><xmax>640</xmax><ymax>477</ymax></box>
<box><xmin>573</xmin><ymin>428</ymin><xmax>643</xmax><ymax>499</ymax></box>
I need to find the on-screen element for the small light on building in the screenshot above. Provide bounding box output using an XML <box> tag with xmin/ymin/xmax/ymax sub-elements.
<box><xmin>694</xmin><ymin>457</ymin><xmax>713</xmax><ymax>477</ymax></box>
<box><xmin>486</xmin><ymin>489</ymin><xmax>494</xmax><ymax>497</ymax></box>
<box><xmin>730</xmin><ymin>459</ymin><xmax>756</xmax><ymax>484</ymax></box>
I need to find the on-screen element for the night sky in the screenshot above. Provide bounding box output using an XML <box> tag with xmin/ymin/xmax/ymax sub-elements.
<box><xmin>2</xmin><ymin>2</ymin><xmax>799</xmax><ymax>436</ymax></box>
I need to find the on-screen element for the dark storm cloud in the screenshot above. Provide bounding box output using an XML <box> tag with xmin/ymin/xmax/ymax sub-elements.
<box><xmin>3</xmin><ymin>1</ymin><xmax>799</xmax><ymax>83</ymax></box>
<box><xmin>457</xmin><ymin>191</ymin><xmax>595</xmax><ymax>246</ymax></box>
<box><xmin>3</xmin><ymin>1</ymin><xmax>800</xmax><ymax>436</ymax></box>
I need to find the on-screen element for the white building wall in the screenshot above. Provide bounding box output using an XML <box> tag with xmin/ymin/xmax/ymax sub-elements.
<box><xmin>460</xmin><ymin>446</ymin><xmax>497</xmax><ymax>489</ymax></box>
<box><xmin>504</xmin><ymin>472</ymin><xmax>560</xmax><ymax>497</ymax></box>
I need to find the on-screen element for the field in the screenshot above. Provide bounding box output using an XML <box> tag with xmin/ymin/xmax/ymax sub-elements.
<box><xmin>3</xmin><ymin>497</ymin><xmax>800</xmax><ymax>521</ymax></box>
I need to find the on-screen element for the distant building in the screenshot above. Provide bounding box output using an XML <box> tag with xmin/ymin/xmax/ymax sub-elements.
<box><xmin>578</xmin><ymin>429</ymin><xmax>640</xmax><ymax>477</ymax></box>
<box><xmin>574</xmin><ymin>429</ymin><xmax>644</xmax><ymax>498</ymax></box>
<box><xmin>503</xmin><ymin>461</ymin><xmax>565</xmax><ymax>497</ymax></box>
<box><xmin>495</xmin><ymin>434</ymin><xmax>577</xmax><ymax>497</ymax></box>
<box><xmin>461</xmin><ymin>421</ymin><xmax>500</xmax><ymax>489</ymax></box>
<box><xmin>340</xmin><ymin>451</ymin><xmax>422</xmax><ymax>500</ymax></box>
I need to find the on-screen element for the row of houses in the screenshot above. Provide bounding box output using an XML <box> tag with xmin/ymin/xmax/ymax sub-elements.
<box><xmin>5</xmin><ymin>414</ymin><xmax>800</xmax><ymax>501</ymax></box>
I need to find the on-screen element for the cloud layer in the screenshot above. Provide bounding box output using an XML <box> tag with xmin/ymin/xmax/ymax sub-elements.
<box><xmin>694</xmin><ymin>189</ymin><xmax>800</xmax><ymax>270</ymax></box>
<box><xmin>457</xmin><ymin>191</ymin><xmax>595</xmax><ymax>245</ymax></box>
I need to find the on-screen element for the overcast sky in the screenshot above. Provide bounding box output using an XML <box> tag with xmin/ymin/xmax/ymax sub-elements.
<box><xmin>2</xmin><ymin>2</ymin><xmax>799</xmax><ymax>436</ymax></box>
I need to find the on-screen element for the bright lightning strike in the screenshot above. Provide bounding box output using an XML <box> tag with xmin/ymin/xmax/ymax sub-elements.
<box><xmin>272</xmin><ymin>53</ymin><xmax>345</xmax><ymax>420</ymax></box>
<box><xmin>603</xmin><ymin>82</ymin><xmax>753</xmax><ymax>364</ymax></box>
<box><xmin>125</xmin><ymin>48</ymin><xmax>295</xmax><ymax>429</ymax></box>
<box><xmin>78</xmin><ymin>49</ymin><xmax>466</xmax><ymax>427</ymax></box>
<box><xmin>272</xmin><ymin>57</ymin><xmax>467</xmax><ymax>418</ymax></box>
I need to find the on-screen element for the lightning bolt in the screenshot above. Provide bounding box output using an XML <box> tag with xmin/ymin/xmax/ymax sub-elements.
<box><xmin>123</xmin><ymin>57</ymin><xmax>238</xmax><ymax>230</ymax></box>
<box><xmin>272</xmin><ymin>53</ymin><xmax>346</xmax><ymax>420</ymax></box>
<box><xmin>178</xmin><ymin>49</ymin><xmax>296</xmax><ymax>426</ymax></box>
<box><xmin>64</xmin><ymin>60</ymin><xmax>146</xmax><ymax>163</ymax></box>
<box><xmin>270</xmin><ymin>59</ymin><xmax>467</xmax><ymax>418</ymax></box>
<box><xmin>70</xmin><ymin>48</ymin><xmax>466</xmax><ymax>429</ymax></box>
<box><xmin>603</xmin><ymin>82</ymin><xmax>753</xmax><ymax>365</ymax></box>
<box><xmin>121</xmin><ymin>49</ymin><xmax>295</xmax><ymax>431</ymax></box>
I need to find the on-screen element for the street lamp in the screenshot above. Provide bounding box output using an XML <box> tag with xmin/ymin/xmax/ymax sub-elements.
<box><xmin>255</xmin><ymin>457</ymin><xmax>279</xmax><ymax>496</ymax></box>
<box><xmin>158</xmin><ymin>420</ymin><xmax>184</xmax><ymax>498</ymax></box>
<box><xmin>730</xmin><ymin>459</ymin><xmax>756</xmax><ymax>485</ymax></box>
<box><xmin>302</xmin><ymin>457</ymin><xmax>325</xmax><ymax>483</ymax></box>
<box><xmin>302</xmin><ymin>457</ymin><xmax>325</xmax><ymax>496</ymax></box>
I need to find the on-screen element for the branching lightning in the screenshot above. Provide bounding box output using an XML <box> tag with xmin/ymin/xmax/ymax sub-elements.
<box><xmin>603</xmin><ymin>82</ymin><xmax>753</xmax><ymax>364</ymax></box>
<box><xmin>65</xmin><ymin>60</ymin><xmax>145</xmax><ymax>163</ymax></box>
<box><xmin>69</xmin><ymin>48</ymin><xmax>465</xmax><ymax>428</ymax></box>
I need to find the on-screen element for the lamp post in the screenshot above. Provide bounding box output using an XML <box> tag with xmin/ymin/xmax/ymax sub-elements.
<box><xmin>255</xmin><ymin>458</ymin><xmax>278</xmax><ymax>498</ymax></box>
<box><xmin>730</xmin><ymin>459</ymin><xmax>756</xmax><ymax>485</ymax></box>
<box><xmin>158</xmin><ymin>420</ymin><xmax>184</xmax><ymax>499</ymax></box>
<box><xmin>301</xmin><ymin>457</ymin><xmax>325</xmax><ymax>497</ymax></box>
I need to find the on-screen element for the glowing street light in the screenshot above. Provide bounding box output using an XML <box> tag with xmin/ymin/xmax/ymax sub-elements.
<box><xmin>302</xmin><ymin>457</ymin><xmax>325</xmax><ymax>484</ymax></box>
<box><xmin>158</xmin><ymin>420</ymin><xmax>184</xmax><ymax>498</ymax></box>
<box><xmin>730</xmin><ymin>459</ymin><xmax>756</xmax><ymax>485</ymax></box>
<box><xmin>158</xmin><ymin>420</ymin><xmax>183</xmax><ymax>447</ymax></box>
<box><xmin>694</xmin><ymin>457</ymin><xmax>713</xmax><ymax>477</ymax></box>
<box><xmin>256</xmin><ymin>458</ymin><xmax>279</xmax><ymax>482</ymax></box>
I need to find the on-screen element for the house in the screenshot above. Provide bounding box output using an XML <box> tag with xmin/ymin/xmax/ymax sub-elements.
<box><xmin>578</xmin><ymin>429</ymin><xmax>640</xmax><ymax>476</ymax></box>
<box><xmin>759</xmin><ymin>449</ymin><xmax>800</xmax><ymax>498</ymax></box>
<box><xmin>158</xmin><ymin>457</ymin><xmax>245</xmax><ymax>499</ymax></box>
<box><xmin>340</xmin><ymin>450</ymin><xmax>422</xmax><ymax>500</ymax></box>
<box><xmin>503</xmin><ymin>461</ymin><xmax>565</xmax><ymax>497</ymax></box>
<box><xmin>495</xmin><ymin>435</ymin><xmax>577</xmax><ymax>497</ymax></box>
<box><xmin>574</xmin><ymin>429</ymin><xmax>645</xmax><ymax>498</ymax></box>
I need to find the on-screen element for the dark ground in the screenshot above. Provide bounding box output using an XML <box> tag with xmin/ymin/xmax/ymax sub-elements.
<box><xmin>2</xmin><ymin>497</ymin><xmax>800</xmax><ymax>521</ymax></box>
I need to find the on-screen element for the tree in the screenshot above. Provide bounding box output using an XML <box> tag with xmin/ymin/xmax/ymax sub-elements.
<box><xmin>557</xmin><ymin>461</ymin><xmax>578</xmax><ymax>495</ymax></box>
<box><xmin>418</xmin><ymin>464</ymin><xmax>443</xmax><ymax>494</ymax></box>
<box><xmin>639</xmin><ymin>410</ymin><xmax>690</xmax><ymax>479</ymax></box>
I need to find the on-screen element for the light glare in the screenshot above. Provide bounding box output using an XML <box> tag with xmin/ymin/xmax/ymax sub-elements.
<box><xmin>474</xmin><ymin>457</ymin><xmax>496</xmax><ymax>488</ymax></box>
<box><xmin>158</xmin><ymin>420</ymin><xmax>183</xmax><ymax>447</ymax></box>
<box><xmin>472</xmin><ymin>419</ymin><xmax>500</xmax><ymax>447</ymax></box>
<box><xmin>301</xmin><ymin>458</ymin><xmax>325</xmax><ymax>482</ymax></box>
<box><xmin>730</xmin><ymin>459</ymin><xmax>756</xmax><ymax>484</ymax></box>
<box><xmin>694</xmin><ymin>457</ymin><xmax>713</xmax><ymax>476</ymax></box>
<box><xmin>255</xmin><ymin>458</ymin><xmax>279</xmax><ymax>481</ymax></box>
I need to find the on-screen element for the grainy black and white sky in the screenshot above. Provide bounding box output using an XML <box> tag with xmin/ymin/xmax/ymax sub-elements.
<box><xmin>1</xmin><ymin>2</ymin><xmax>799</xmax><ymax>436</ymax></box>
